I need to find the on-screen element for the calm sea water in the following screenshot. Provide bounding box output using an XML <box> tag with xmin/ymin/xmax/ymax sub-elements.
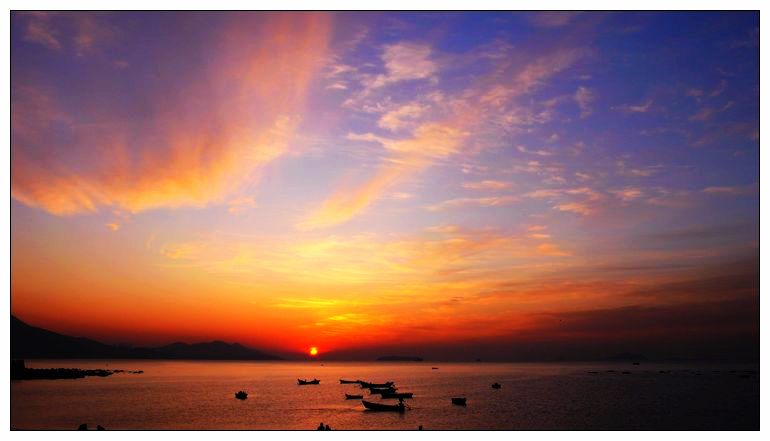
<box><xmin>11</xmin><ymin>360</ymin><xmax>759</xmax><ymax>430</ymax></box>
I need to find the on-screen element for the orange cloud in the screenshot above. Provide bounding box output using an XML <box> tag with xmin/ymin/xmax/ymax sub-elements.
<box><xmin>462</xmin><ymin>180</ymin><xmax>511</xmax><ymax>190</ymax></box>
<box><xmin>12</xmin><ymin>13</ymin><xmax>332</xmax><ymax>216</ymax></box>
<box><xmin>536</xmin><ymin>243</ymin><xmax>570</xmax><ymax>256</ymax></box>
<box><xmin>297</xmin><ymin>164</ymin><xmax>406</xmax><ymax>230</ymax></box>
<box><xmin>426</xmin><ymin>196</ymin><xmax>518</xmax><ymax>212</ymax></box>
<box><xmin>299</xmin><ymin>123</ymin><xmax>468</xmax><ymax>229</ymax></box>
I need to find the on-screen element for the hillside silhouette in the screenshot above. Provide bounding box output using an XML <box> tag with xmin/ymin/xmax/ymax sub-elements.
<box><xmin>11</xmin><ymin>315</ymin><xmax>281</xmax><ymax>360</ymax></box>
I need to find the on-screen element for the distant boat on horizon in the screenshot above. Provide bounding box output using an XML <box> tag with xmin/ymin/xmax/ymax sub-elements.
<box><xmin>339</xmin><ymin>379</ymin><xmax>361</xmax><ymax>384</ymax></box>
<box><xmin>451</xmin><ymin>397</ymin><xmax>467</xmax><ymax>405</ymax></box>
<box><xmin>298</xmin><ymin>378</ymin><xmax>320</xmax><ymax>385</ymax></box>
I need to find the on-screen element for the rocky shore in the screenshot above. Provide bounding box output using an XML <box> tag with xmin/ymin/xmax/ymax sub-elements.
<box><xmin>11</xmin><ymin>360</ymin><xmax>143</xmax><ymax>380</ymax></box>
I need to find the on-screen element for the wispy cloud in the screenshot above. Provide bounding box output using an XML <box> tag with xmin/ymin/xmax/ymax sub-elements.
<box><xmin>611</xmin><ymin>187</ymin><xmax>643</xmax><ymax>202</ymax></box>
<box><xmin>12</xmin><ymin>14</ymin><xmax>333</xmax><ymax>216</ymax></box>
<box><xmin>613</xmin><ymin>99</ymin><xmax>653</xmax><ymax>113</ymax></box>
<box><xmin>426</xmin><ymin>196</ymin><xmax>518</xmax><ymax>211</ymax></box>
<box><xmin>528</xmin><ymin>12</ymin><xmax>579</xmax><ymax>28</ymax></box>
<box><xmin>517</xmin><ymin>145</ymin><xmax>553</xmax><ymax>156</ymax></box>
<box><xmin>367</xmin><ymin>42</ymin><xmax>437</xmax><ymax>90</ymax></box>
<box><xmin>689</xmin><ymin>107</ymin><xmax>714</xmax><ymax>121</ymax></box>
<box><xmin>703</xmin><ymin>183</ymin><xmax>758</xmax><ymax>196</ymax></box>
<box><xmin>21</xmin><ymin>13</ymin><xmax>61</xmax><ymax>50</ymax></box>
<box><xmin>462</xmin><ymin>180</ymin><xmax>511</xmax><ymax>190</ymax></box>
<box><xmin>378</xmin><ymin>102</ymin><xmax>429</xmax><ymax>131</ymax></box>
<box><xmin>574</xmin><ymin>86</ymin><xmax>594</xmax><ymax>118</ymax></box>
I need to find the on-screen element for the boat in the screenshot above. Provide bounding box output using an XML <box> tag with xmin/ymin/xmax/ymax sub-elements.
<box><xmin>298</xmin><ymin>378</ymin><xmax>320</xmax><ymax>385</ymax></box>
<box><xmin>362</xmin><ymin>400</ymin><xmax>406</xmax><ymax>412</ymax></box>
<box><xmin>431</xmin><ymin>367</ymin><xmax>438</xmax><ymax>370</ymax></box>
<box><xmin>345</xmin><ymin>393</ymin><xmax>364</xmax><ymax>399</ymax></box>
<box><xmin>491</xmin><ymin>382</ymin><xmax>501</xmax><ymax>389</ymax></box>
<box><xmin>360</xmin><ymin>381</ymin><xmax>394</xmax><ymax>388</ymax></box>
<box><xmin>235</xmin><ymin>391</ymin><xmax>248</xmax><ymax>400</ymax></box>
<box><xmin>381</xmin><ymin>392</ymin><xmax>413</xmax><ymax>399</ymax></box>
<box><xmin>340</xmin><ymin>379</ymin><xmax>360</xmax><ymax>384</ymax></box>
<box><xmin>369</xmin><ymin>387</ymin><xmax>397</xmax><ymax>394</ymax></box>
<box><xmin>451</xmin><ymin>397</ymin><xmax>467</xmax><ymax>405</ymax></box>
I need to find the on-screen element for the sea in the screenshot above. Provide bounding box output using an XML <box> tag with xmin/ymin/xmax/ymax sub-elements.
<box><xmin>10</xmin><ymin>359</ymin><xmax>759</xmax><ymax>430</ymax></box>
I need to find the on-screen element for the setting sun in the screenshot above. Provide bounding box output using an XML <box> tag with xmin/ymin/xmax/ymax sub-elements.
<box><xmin>309</xmin><ymin>347</ymin><xmax>318</xmax><ymax>356</ymax></box>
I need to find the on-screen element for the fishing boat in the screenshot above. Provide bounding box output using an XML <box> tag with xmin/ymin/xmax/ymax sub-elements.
<box><xmin>360</xmin><ymin>381</ymin><xmax>394</xmax><ymax>388</ymax></box>
<box><xmin>381</xmin><ymin>392</ymin><xmax>413</xmax><ymax>399</ymax></box>
<box><xmin>339</xmin><ymin>379</ymin><xmax>360</xmax><ymax>384</ymax></box>
<box><xmin>298</xmin><ymin>378</ymin><xmax>321</xmax><ymax>385</ymax></box>
<box><xmin>491</xmin><ymin>382</ymin><xmax>501</xmax><ymax>389</ymax></box>
<box><xmin>451</xmin><ymin>397</ymin><xmax>467</xmax><ymax>405</ymax></box>
<box><xmin>345</xmin><ymin>393</ymin><xmax>364</xmax><ymax>399</ymax></box>
<box><xmin>369</xmin><ymin>387</ymin><xmax>397</xmax><ymax>394</ymax></box>
<box><xmin>362</xmin><ymin>400</ymin><xmax>406</xmax><ymax>412</ymax></box>
<box><xmin>431</xmin><ymin>367</ymin><xmax>439</xmax><ymax>370</ymax></box>
<box><xmin>235</xmin><ymin>391</ymin><xmax>248</xmax><ymax>400</ymax></box>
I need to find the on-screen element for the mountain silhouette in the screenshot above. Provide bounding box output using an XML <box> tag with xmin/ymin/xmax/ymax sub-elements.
<box><xmin>11</xmin><ymin>315</ymin><xmax>280</xmax><ymax>360</ymax></box>
<box><xmin>155</xmin><ymin>341</ymin><xmax>281</xmax><ymax>360</ymax></box>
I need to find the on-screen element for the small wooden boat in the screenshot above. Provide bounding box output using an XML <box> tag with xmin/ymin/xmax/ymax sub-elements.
<box><xmin>381</xmin><ymin>392</ymin><xmax>413</xmax><ymax>399</ymax></box>
<box><xmin>298</xmin><ymin>378</ymin><xmax>320</xmax><ymax>385</ymax></box>
<box><xmin>360</xmin><ymin>381</ymin><xmax>394</xmax><ymax>388</ymax></box>
<box><xmin>340</xmin><ymin>379</ymin><xmax>360</xmax><ymax>384</ymax></box>
<box><xmin>431</xmin><ymin>367</ymin><xmax>438</xmax><ymax>369</ymax></box>
<box><xmin>362</xmin><ymin>400</ymin><xmax>405</xmax><ymax>412</ymax></box>
<box><xmin>345</xmin><ymin>393</ymin><xmax>364</xmax><ymax>399</ymax></box>
<box><xmin>491</xmin><ymin>382</ymin><xmax>501</xmax><ymax>389</ymax></box>
<box><xmin>369</xmin><ymin>387</ymin><xmax>397</xmax><ymax>394</ymax></box>
<box><xmin>235</xmin><ymin>391</ymin><xmax>248</xmax><ymax>400</ymax></box>
<box><xmin>451</xmin><ymin>397</ymin><xmax>467</xmax><ymax>405</ymax></box>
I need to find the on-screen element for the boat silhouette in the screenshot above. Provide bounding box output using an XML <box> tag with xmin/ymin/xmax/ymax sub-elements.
<box><xmin>362</xmin><ymin>399</ymin><xmax>406</xmax><ymax>412</ymax></box>
<box><xmin>360</xmin><ymin>381</ymin><xmax>394</xmax><ymax>388</ymax></box>
<box><xmin>381</xmin><ymin>392</ymin><xmax>413</xmax><ymax>399</ymax></box>
<box><xmin>298</xmin><ymin>378</ymin><xmax>320</xmax><ymax>385</ymax></box>
<box><xmin>451</xmin><ymin>397</ymin><xmax>467</xmax><ymax>405</ymax></box>
<box><xmin>369</xmin><ymin>386</ymin><xmax>397</xmax><ymax>394</ymax></box>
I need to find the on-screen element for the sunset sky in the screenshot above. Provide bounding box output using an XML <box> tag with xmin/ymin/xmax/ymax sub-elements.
<box><xmin>11</xmin><ymin>12</ymin><xmax>759</xmax><ymax>360</ymax></box>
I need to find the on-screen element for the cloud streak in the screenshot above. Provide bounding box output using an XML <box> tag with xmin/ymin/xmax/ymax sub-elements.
<box><xmin>12</xmin><ymin>13</ymin><xmax>333</xmax><ymax>216</ymax></box>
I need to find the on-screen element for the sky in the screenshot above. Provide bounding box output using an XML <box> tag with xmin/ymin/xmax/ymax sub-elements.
<box><xmin>10</xmin><ymin>12</ymin><xmax>759</xmax><ymax>361</ymax></box>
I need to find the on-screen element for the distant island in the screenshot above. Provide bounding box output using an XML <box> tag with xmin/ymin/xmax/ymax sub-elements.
<box><xmin>11</xmin><ymin>315</ymin><xmax>281</xmax><ymax>360</ymax></box>
<box><xmin>376</xmin><ymin>355</ymin><xmax>424</xmax><ymax>361</ymax></box>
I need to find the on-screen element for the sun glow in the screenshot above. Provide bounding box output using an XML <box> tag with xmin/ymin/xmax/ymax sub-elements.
<box><xmin>309</xmin><ymin>347</ymin><xmax>319</xmax><ymax>356</ymax></box>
